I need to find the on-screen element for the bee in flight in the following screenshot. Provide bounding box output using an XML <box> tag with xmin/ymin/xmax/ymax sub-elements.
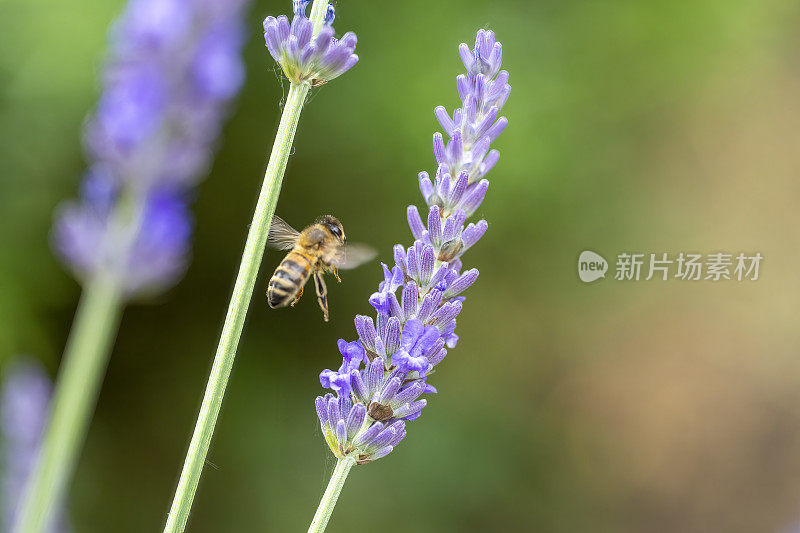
<box><xmin>266</xmin><ymin>214</ymin><xmax>376</xmax><ymax>321</ymax></box>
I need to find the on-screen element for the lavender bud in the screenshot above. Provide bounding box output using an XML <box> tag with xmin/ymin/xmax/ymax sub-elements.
<box><xmin>263</xmin><ymin>7</ymin><xmax>358</xmax><ymax>86</ymax></box>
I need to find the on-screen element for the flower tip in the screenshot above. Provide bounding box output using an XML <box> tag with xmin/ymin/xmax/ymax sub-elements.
<box><xmin>340</xmin><ymin>31</ymin><xmax>358</xmax><ymax>48</ymax></box>
<box><xmin>407</xmin><ymin>204</ymin><xmax>426</xmax><ymax>240</ymax></box>
<box><xmin>336</xmin><ymin>338</ymin><xmax>348</xmax><ymax>352</ymax></box>
<box><xmin>324</xmin><ymin>4</ymin><xmax>335</xmax><ymax>25</ymax></box>
<box><xmin>319</xmin><ymin>369</ymin><xmax>335</xmax><ymax>388</ymax></box>
<box><xmin>343</xmin><ymin>54</ymin><xmax>359</xmax><ymax>71</ymax></box>
<box><xmin>476</xmin><ymin>28</ymin><xmax>495</xmax><ymax>50</ymax></box>
<box><xmin>434</xmin><ymin>106</ymin><xmax>454</xmax><ymax>135</ymax></box>
<box><xmin>492</xmin><ymin>41</ymin><xmax>503</xmax><ymax>58</ymax></box>
<box><xmin>458</xmin><ymin>42</ymin><xmax>472</xmax><ymax>69</ymax></box>
<box><xmin>292</xmin><ymin>0</ymin><xmax>310</xmax><ymax>17</ymax></box>
<box><xmin>432</xmin><ymin>132</ymin><xmax>446</xmax><ymax>164</ymax></box>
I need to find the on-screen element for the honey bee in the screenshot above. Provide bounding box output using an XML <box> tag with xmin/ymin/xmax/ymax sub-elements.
<box><xmin>266</xmin><ymin>214</ymin><xmax>376</xmax><ymax>321</ymax></box>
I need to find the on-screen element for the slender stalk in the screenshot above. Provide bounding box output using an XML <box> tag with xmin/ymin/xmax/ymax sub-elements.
<box><xmin>14</xmin><ymin>277</ymin><xmax>124</xmax><ymax>533</ymax></box>
<box><xmin>163</xmin><ymin>80</ymin><xmax>308</xmax><ymax>532</ymax></box>
<box><xmin>307</xmin><ymin>457</ymin><xmax>356</xmax><ymax>533</ymax></box>
<box><xmin>163</xmin><ymin>4</ymin><xmax>330</xmax><ymax>530</ymax></box>
<box><xmin>308</xmin><ymin>0</ymin><xmax>330</xmax><ymax>34</ymax></box>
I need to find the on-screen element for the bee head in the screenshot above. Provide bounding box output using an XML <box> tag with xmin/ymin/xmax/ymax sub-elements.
<box><xmin>319</xmin><ymin>214</ymin><xmax>345</xmax><ymax>242</ymax></box>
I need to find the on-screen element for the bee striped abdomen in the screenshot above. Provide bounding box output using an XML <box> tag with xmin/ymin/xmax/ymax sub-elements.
<box><xmin>267</xmin><ymin>251</ymin><xmax>313</xmax><ymax>308</ymax></box>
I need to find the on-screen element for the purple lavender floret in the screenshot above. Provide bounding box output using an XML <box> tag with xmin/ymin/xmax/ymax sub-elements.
<box><xmin>368</xmin><ymin>264</ymin><xmax>404</xmax><ymax>315</ymax></box>
<box><xmin>315</xmin><ymin>393</ymin><xmax>406</xmax><ymax>464</ymax></box>
<box><xmin>263</xmin><ymin>3</ymin><xmax>358</xmax><ymax>85</ymax></box>
<box><xmin>314</xmin><ymin>29</ymin><xmax>510</xmax><ymax>463</ymax></box>
<box><xmin>1</xmin><ymin>360</ymin><xmax>67</xmax><ymax>532</ymax></box>
<box><xmin>319</xmin><ymin>339</ymin><xmax>366</xmax><ymax>395</ymax></box>
<box><xmin>53</xmin><ymin>0</ymin><xmax>250</xmax><ymax>296</ymax></box>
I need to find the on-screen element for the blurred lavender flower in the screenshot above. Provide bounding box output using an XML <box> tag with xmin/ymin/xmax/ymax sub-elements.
<box><xmin>263</xmin><ymin>2</ymin><xmax>358</xmax><ymax>86</ymax></box>
<box><xmin>313</xmin><ymin>29</ymin><xmax>510</xmax><ymax>464</ymax></box>
<box><xmin>53</xmin><ymin>0</ymin><xmax>250</xmax><ymax>296</ymax></box>
<box><xmin>1</xmin><ymin>360</ymin><xmax>66</xmax><ymax>532</ymax></box>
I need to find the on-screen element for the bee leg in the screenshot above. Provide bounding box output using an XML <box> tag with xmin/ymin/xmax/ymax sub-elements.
<box><xmin>290</xmin><ymin>286</ymin><xmax>303</xmax><ymax>307</ymax></box>
<box><xmin>333</xmin><ymin>267</ymin><xmax>341</xmax><ymax>283</ymax></box>
<box><xmin>313</xmin><ymin>271</ymin><xmax>329</xmax><ymax>322</ymax></box>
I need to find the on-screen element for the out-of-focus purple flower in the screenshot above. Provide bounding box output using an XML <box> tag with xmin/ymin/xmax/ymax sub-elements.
<box><xmin>119</xmin><ymin>0</ymin><xmax>193</xmax><ymax>49</ymax></box>
<box><xmin>92</xmin><ymin>64</ymin><xmax>166</xmax><ymax>157</ymax></box>
<box><xmin>54</xmin><ymin>180</ymin><xmax>193</xmax><ymax>296</ymax></box>
<box><xmin>313</xmin><ymin>30</ymin><xmax>510</xmax><ymax>464</ymax></box>
<box><xmin>53</xmin><ymin>0</ymin><xmax>251</xmax><ymax>297</ymax></box>
<box><xmin>263</xmin><ymin>4</ymin><xmax>358</xmax><ymax>86</ymax></box>
<box><xmin>193</xmin><ymin>21</ymin><xmax>247</xmax><ymax>100</ymax></box>
<box><xmin>1</xmin><ymin>359</ymin><xmax>67</xmax><ymax>532</ymax></box>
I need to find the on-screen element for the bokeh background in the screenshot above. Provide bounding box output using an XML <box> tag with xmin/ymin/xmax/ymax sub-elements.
<box><xmin>2</xmin><ymin>0</ymin><xmax>800</xmax><ymax>531</ymax></box>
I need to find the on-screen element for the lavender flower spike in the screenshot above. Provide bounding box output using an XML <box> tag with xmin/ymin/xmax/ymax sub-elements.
<box><xmin>18</xmin><ymin>0</ymin><xmax>252</xmax><ymax>531</ymax></box>
<box><xmin>53</xmin><ymin>0</ymin><xmax>250</xmax><ymax>296</ymax></box>
<box><xmin>311</xmin><ymin>28</ymin><xmax>510</xmax><ymax>471</ymax></box>
<box><xmin>263</xmin><ymin>3</ymin><xmax>358</xmax><ymax>85</ymax></box>
<box><xmin>308</xmin><ymin>28</ymin><xmax>510</xmax><ymax>531</ymax></box>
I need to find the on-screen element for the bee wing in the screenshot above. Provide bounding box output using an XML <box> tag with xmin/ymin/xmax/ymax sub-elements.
<box><xmin>267</xmin><ymin>215</ymin><xmax>301</xmax><ymax>250</ymax></box>
<box><xmin>335</xmin><ymin>242</ymin><xmax>378</xmax><ymax>270</ymax></box>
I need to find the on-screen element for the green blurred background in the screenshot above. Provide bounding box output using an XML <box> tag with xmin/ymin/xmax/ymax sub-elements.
<box><xmin>3</xmin><ymin>0</ymin><xmax>800</xmax><ymax>531</ymax></box>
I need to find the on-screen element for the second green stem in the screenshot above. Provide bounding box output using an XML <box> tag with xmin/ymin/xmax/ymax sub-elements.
<box><xmin>163</xmin><ymin>80</ymin><xmax>310</xmax><ymax>533</ymax></box>
<box><xmin>307</xmin><ymin>457</ymin><xmax>356</xmax><ymax>533</ymax></box>
<box><xmin>14</xmin><ymin>276</ymin><xmax>123</xmax><ymax>533</ymax></box>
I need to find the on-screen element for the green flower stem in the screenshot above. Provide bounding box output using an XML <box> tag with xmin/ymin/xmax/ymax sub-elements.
<box><xmin>307</xmin><ymin>457</ymin><xmax>356</xmax><ymax>533</ymax></box>
<box><xmin>163</xmin><ymin>81</ymin><xmax>308</xmax><ymax>532</ymax></box>
<box><xmin>163</xmin><ymin>3</ymin><xmax>329</xmax><ymax>531</ymax></box>
<box><xmin>14</xmin><ymin>276</ymin><xmax>124</xmax><ymax>533</ymax></box>
<box><xmin>308</xmin><ymin>0</ymin><xmax>330</xmax><ymax>34</ymax></box>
